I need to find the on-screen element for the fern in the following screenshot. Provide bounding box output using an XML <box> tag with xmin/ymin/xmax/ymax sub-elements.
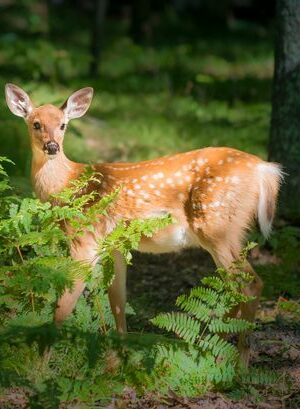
<box><xmin>208</xmin><ymin>318</ymin><xmax>255</xmax><ymax>334</ymax></box>
<box><xmin>150</xmin><ymin>246</ymin><xmax>258</xmax><ymax>394</ymax></box>
<box><xmin>98</xmin><ymin>215</ymin><xmax>173</xmax><ymax>288</ymax></box>
<box><xmin>152</xmin><ymin>312</ymin><xmax>201</xmax><ymax>344</ymax></box>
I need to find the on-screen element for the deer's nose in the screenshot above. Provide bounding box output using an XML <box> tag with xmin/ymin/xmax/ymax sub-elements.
<box><xmin>43</xmin><ymin>141</ymin><xmax>60</xmax><ymax>155</ymax></box>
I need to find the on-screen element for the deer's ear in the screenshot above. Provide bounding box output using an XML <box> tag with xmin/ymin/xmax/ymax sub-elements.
<box><xmin>5</xmin><ymin>83</ymin><xmax>33</xmax><ymax>118</ymax></box>
<box><xmin>61</xmin><ymin>87</ymin><xmax>94</xmax><ymax>120</ymax></box>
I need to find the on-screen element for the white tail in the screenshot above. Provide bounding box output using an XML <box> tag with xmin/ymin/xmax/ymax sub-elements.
<box><xmin>5</xmin><ymin>83</ymin><xmax>283</xmax><ymax>366</ymax></box>
<box><xmin>257</xmin><ymin>163</ymin><xmax>283</xmax><ymax>238</ymax></box>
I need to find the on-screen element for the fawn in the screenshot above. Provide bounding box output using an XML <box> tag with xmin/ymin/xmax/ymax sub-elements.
<box><xmin>5</xmin><ymin>84</ymin><xmax>283</xmax><ymax>365</ymax></box>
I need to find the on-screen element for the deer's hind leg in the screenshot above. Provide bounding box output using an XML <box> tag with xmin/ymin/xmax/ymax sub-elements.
<box><xmin>194</xmin><ymin>225</ymin><xmax>263</xmax><ymax>367</ymax></box>
<box><xmin>211</xmin><ymin>242</ymin><xmax>263</xmax><ymax>366</ymax></box>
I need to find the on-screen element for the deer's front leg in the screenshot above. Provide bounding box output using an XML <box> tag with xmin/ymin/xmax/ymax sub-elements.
<box><xmin>108</xmin><ymin>250</ymin><xmax>127</xmax><ymax>333</ymax></box>
<box><xmin>54</xmin><ymin>242</ymin><xmax>98</xmax><ymax>325</ymax></box>
<box><xmin>55</xmin><ymin>279</ymin><xmax>86</xmax><ymax>324</ymax></box>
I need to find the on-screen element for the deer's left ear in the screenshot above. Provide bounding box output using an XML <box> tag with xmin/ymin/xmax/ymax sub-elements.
<box><xmin>61</xmin><ymin>87</ymin><xmax>94</xmax><ymax>120</ymax></box>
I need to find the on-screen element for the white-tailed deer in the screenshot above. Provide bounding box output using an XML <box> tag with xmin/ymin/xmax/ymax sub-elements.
<box><xmin>5</xmin><ymin>83</ymin><xmax>283</xmax><ymax>365</ymax></box>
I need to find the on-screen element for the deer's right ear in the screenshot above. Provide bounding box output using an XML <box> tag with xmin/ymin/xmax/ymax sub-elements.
<box><xmin>5</xmin><ymin>83</ymin><xmax>33</xmax><ymax>118</ymax></box>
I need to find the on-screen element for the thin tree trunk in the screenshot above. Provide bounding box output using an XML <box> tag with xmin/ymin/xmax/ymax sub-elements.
<box><xmin>90</xmin><ymin>0</ymin><xmax>108</xmax><ymax>77</ymax></box>
<box><xmin>269</xmin><ymin>0</ymin><xmax>300</xmax><ymax>223</ymax></box>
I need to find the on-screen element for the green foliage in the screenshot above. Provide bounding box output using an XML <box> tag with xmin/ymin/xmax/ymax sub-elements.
<box><xmin>99</xmin><ymin>215</ymin><xmax>173</xmax><ymax>288</ymax></box>
<box><xmin>0</xmin><ymin>157</ymin><xmax>175</xmax><ymax>405</ymax></box>
<box><xmin>150</xmin><ymin>245</ymin><xmax>257</xmax><ymax>395</ymax></box>
<box><xmin>277</xmin><ymin>298</ymin><xmax>300</xmax><ymax>322</ymax></box>
<box><xmin>0</xmin><ymin>164</ymin><xmax>113</xmax><ymax>329</ymax></box>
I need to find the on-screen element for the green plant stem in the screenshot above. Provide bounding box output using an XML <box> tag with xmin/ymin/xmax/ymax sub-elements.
<box><xmin>95</xmin><ymin>296</ymin><xmax>107</xmax><ymax>335</ymax></box>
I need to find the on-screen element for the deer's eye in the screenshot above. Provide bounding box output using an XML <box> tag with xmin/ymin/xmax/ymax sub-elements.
<box><xmin>33</xmin><ymin>121</ymin><xmax>41</xmax><ymax>130</ymax></box>
<box><xmin>60</xmin><ymin>123</ymin><xmax>65</xmax><ymax>131</ymax></box>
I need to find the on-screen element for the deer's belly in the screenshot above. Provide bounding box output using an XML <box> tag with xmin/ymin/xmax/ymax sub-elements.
<box><xmin>138</xmin><ymin>224</ymin><xmax>199</xmax><ymax>254</ymax></box>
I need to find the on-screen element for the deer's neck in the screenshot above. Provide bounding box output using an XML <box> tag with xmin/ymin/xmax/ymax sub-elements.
<box><xmin>31</xmin><ymin>150</ymin><xmax>84</xmax><ymax>202</ymax></box>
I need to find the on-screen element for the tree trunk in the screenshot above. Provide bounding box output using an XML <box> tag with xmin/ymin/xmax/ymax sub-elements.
<box><xmin>269</xmin><ymin>0</ymin><xmax>300</xmax><ymax>223</ymax></box>
<box><xmin>89</xmin><ymin>0</ymin><xmax>108</xmax><ymax>77</ymax></box>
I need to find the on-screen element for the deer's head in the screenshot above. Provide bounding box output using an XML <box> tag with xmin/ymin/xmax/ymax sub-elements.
<box><xmin>5</xmin><ymin>84</ymin><xmax>93</xmax><ymax>160</ymax></box>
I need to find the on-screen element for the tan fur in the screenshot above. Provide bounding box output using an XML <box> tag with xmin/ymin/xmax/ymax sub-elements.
<box><xmin>6</xmin><ymin>85</ymin><xmax>283</xmax><ymax>366</ymax></box>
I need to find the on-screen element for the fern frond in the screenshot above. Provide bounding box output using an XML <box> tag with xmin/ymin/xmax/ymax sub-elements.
<box><xmin>201</xmin><ymin>276</ymin><xmax>226</xmax><ymax>293</ymax></box>
<box><xmin>208</xmin><ymin>318</ymin><xmax>255</xmax><ymax>334</ymax></box>
<box><xmin>151</xmin><ymin>312</ymin><xmax>201</xmax><ymax>344</ymax></box>
<box><xmin>238</xmin><ymin>367</ymin><xmax>279</xmax><ymax>385</ymax></box>
<box><xmin>176</xmin><ymin>295</ymin><xmax>213</xmax><ymax>322</ymax></box>
<box><xmin>189</xmin><ymin>287</ymin><xmax>220</xmax><ymax>305</ymax></box>
<box><xmin>198</xmin><ymin>333</ymin><xmax>238</xmax><ymax>361</ymax></box>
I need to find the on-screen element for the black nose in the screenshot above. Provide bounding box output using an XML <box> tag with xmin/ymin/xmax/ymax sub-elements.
<box><xmin>44</xmin><ymin>141</ymin><xmax>60</xmax><ymax>155</ymax></box>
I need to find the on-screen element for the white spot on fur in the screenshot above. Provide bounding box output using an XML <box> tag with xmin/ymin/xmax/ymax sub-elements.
<box><xmin>141</xmin><ymin>191</ymin><xmax>150</xmax><ymax>199</ymax></box>
<box><xmin>231</xmin><ymin>176</ymin><xmax>240</xmax><ymax>184</ymax></box>
<box><xmin>197</xmin><ymin>158</ymin><xmax>205</xmax><ymax>166</ymax></box>
<box><xmin>210</xmin><ymin>201</ymin><xmax>220</xmax><ymax>208</ymax></box>
<box><xmin>153</xmin><ymin>172</ymin><xmax>164</xmax><ymax>180</ymax></box>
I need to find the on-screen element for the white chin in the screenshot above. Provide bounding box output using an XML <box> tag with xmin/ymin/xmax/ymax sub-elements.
<box><xmin>47</xmin><ymin>154</ymin><xmax>57</xmax><ymax>160</ymax></box>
